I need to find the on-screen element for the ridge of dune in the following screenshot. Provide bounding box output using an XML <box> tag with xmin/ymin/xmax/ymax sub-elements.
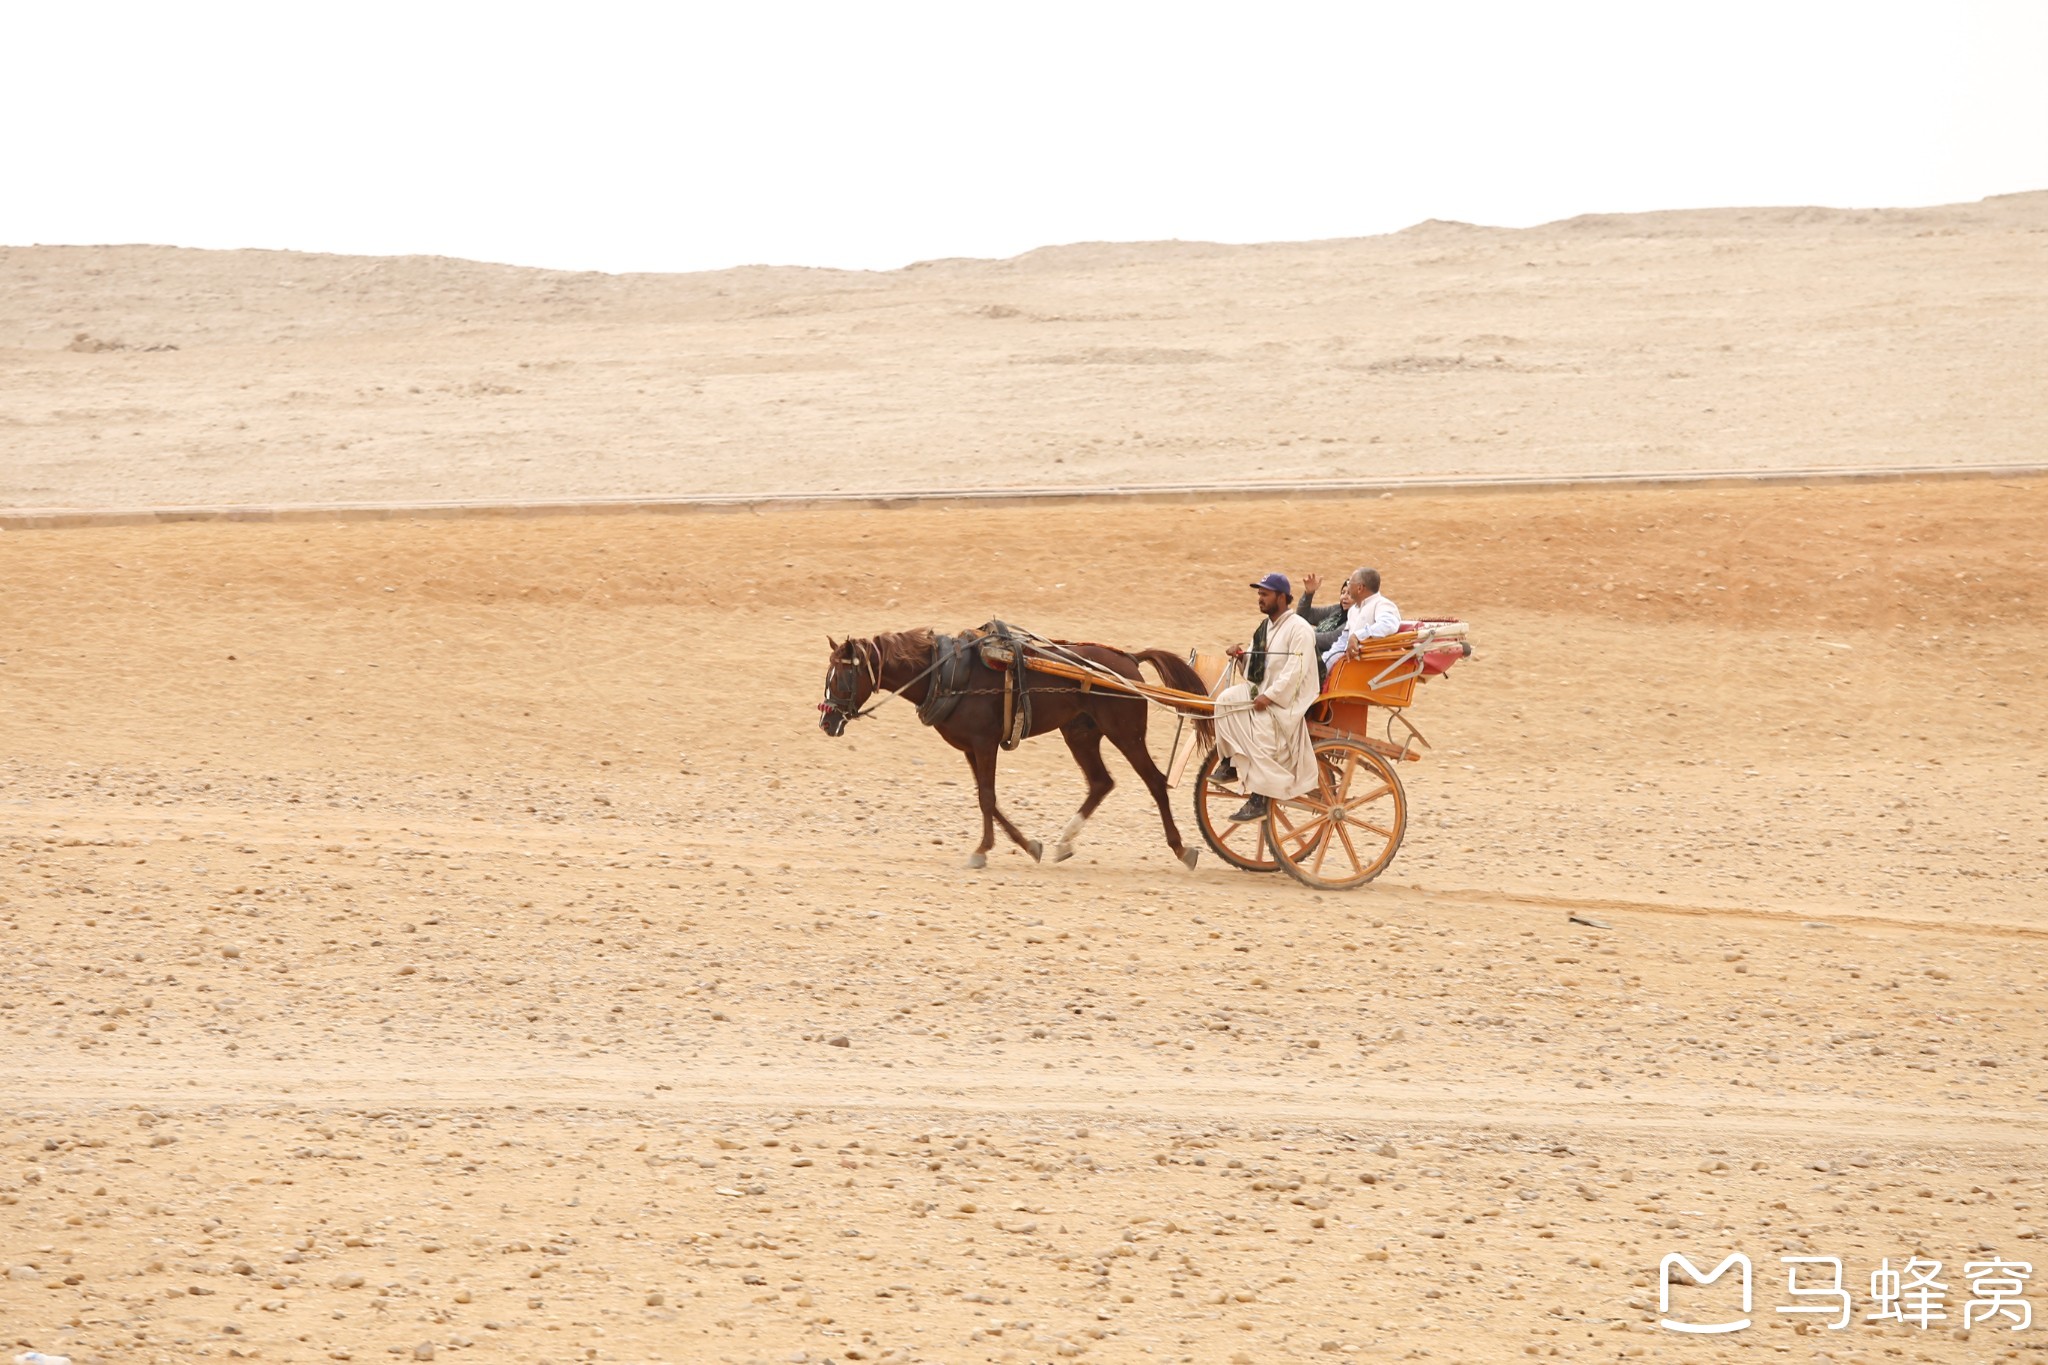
<box><xmin>2</xmin><ymin>190</ymin><xmax>2044</xmax><ymax>508</ymax></box>
<box><xmin>1534</xmin><ymin>187</ymin><xmax>2048</xmax><ymax>234</ymax></box>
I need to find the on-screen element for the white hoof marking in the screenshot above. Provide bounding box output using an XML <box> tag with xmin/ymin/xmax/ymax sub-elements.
<box><xmin>1052</xmin><ymin>812</ymin><xmax>1088</xmax><ymax>853</ymax></box>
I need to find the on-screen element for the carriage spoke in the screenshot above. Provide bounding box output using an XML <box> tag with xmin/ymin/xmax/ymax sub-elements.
<box><xmin>1274</xmin><ymin>805</ymin><xmax>1330</xmax><ymax>855</ymax></box>
<box><xmin>1356</xmin><ymin>820</ymin><xmax>1395</xmax><ymax>839</ymax></box>
<box><xmin>1310</xmin><ymin>819</ymin><xmax>1335</xmax><ymax>874</ymax></box>
<box><xmin>1278</xmin><ymin>809</ymin><xmax>1329</xmax><ymax>846</ymax></box>
<box><xmin>1287</xmin><ymin>827</ymin><xmax>1330</xmax><ymax>859</ymax></box>
<box><xmin>1333</xmin><ymin>819</ymin><xmax>1362</xmax><ymax>871</ymax></box>
<box><xmin>1313</xmin><ymin>756</ymin><xmax>1338</xmax><ymax>803</ymax></box>
<box><xmin>1336</xmin><ymin>750</ymin><xmax>1361</xmax><ymax>803</ymax></box>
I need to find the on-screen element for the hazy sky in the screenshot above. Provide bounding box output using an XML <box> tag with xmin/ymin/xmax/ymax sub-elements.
<box><xmin>5</xmin><ymin>1</ymin><xmax>2043</xmax><ymax>274</ymax></box>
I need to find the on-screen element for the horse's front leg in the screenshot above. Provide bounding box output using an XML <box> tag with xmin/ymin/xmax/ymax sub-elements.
<box><xmin>961</xmin><ymin>745</ymin><xmax>996</xmax><ymax>869</ymax></box>
<box><xmin>966</xmin><ymin>742</ymin><xmax>1041</xmax><ymax>868</ymax></box>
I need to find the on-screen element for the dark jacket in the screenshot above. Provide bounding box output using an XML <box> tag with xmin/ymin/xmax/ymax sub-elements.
<box><xmin>1297</xmin><ymin>587</ymin><xmax>1348</xmax><ymax>659</ymax></box>
<box><xmin>1248</xmin><ymin>590</ymin><xmax>1343</xmax><ymax>684</ymax></box>
<box><xmin>1295</xmin><ymin>588</ymin><xmax>1345</xmax><ymax>633</ymax></box>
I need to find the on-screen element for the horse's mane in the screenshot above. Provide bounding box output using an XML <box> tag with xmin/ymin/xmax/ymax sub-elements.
<box><xmin>870</xmin><ymin>628</ymin><xmax>937</xmax><ymax>672</ymax></box>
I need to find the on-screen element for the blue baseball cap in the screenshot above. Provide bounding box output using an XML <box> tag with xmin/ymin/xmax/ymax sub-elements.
<box><xmin>1249</xmin><ymin>571</ymin><xmax>1291</xmax><ymax>596</ymax></box>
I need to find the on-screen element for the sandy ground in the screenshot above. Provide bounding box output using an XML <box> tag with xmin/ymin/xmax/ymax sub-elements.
<box><xmin>3</xmin><ymin>474</ymin><xmax>2045</xmax><ymax>1363</ymax></box>
<box><xmin>4</xmin><ymin>193</ymin><xmax>2048</xmax><ymax>509</ymax></box>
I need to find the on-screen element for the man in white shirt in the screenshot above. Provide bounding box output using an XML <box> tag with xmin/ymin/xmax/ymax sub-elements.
<box><xmin>1320</xmin><ymin>567</ymin><xmax>1401</xmax><ymax>672</ymax></box>
<box><xmin>1213</xmin><ymin>572</ymin><xmax>1322</xmax><ymax>822</ymax></box>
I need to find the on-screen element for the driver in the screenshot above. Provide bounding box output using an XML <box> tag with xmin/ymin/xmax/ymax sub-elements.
<box><xmin>1211</xmin><ymin>572</ymin><xmax>1321</xmax><ymax>823</ymax></box>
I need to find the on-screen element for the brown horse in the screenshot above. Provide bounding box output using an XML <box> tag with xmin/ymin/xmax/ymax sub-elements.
<box><xmin>819</xmin><ymin>630</ymin><xmax>1214</xmax><ymax>869</ymax></box>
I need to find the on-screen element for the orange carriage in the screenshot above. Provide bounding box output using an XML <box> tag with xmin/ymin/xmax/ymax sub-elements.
<box><xmin>1179</xmin><ymin>621</ymin><xmax>1472</xmax><ymax>889</ymax></box>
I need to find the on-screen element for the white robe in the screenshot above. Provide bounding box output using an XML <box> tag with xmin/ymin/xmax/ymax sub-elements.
<box><xmin>1214</xmin><ymin>610</ymin><xmax>1319</xmax><ymax>799</ymax></box>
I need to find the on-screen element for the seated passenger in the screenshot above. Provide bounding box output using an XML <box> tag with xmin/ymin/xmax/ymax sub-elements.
<box><xmin>1320</xmin><ymin>567</ymin><xmax>1400</xmax><ymax>674</ymax></box>
<box><xmin>1293</xmin><ymin>571</ymin><xmax>1348</xmax><ymax>651</ymax></box>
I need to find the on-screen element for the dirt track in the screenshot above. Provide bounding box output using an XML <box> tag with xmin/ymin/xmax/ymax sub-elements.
<box><xmin>3</xmin><ymin>475</ymin><xmax>2045</xmax><ymax>1362</ymax></box>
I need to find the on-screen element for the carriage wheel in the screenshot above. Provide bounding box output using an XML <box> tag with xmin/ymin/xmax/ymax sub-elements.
<box><xmin>1266</xmin><ymin>739</ymin><xmax>1406</xmax><ymax>889</ymax></box>
<box><xmin>1191</xmin><ymin>749</ymin><xmax>1279</xmax><ymax>873</ymax></box>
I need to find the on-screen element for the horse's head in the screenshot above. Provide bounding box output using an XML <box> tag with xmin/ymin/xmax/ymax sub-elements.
<box><xmin>818</xmin><ymin>636</ymin><xmax>875</xmax><ymax>738</ymax></box>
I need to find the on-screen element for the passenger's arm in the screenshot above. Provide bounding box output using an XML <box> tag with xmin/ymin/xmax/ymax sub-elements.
<box><xmin>1357</xmin><ymin>598</ymin><xmax>1399</xmax><ymax>639</ymax></box>
<box><xmin>1296</xmin><ymin>592</ymin><xmax>1343</xmax><ymax>631</ymax></box>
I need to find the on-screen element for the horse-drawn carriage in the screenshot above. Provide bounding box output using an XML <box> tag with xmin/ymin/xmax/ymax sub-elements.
<box><xmin>819</xmin><ymin>618</ymin><xmax>1471</xmax><ymax>888</ymax></box>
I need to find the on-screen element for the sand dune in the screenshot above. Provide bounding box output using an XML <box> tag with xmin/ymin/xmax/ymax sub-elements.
<box><xmin>4</xmin><ymin>191</ymin><xmax>2045</xmax><ymax>509</ymax></box>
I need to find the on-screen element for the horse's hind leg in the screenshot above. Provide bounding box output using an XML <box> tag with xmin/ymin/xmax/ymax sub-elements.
<box><xmin>965</xmin><ymin>742</ymin><xmax>1041</xmax><ymax>869</ymax></box>
<box><xmin>1050</xmin><ymin>720</ymin><xmax>1116</xmax><ymax>863</ymax></box>
<box><xmin>1105</xmin><ymin>721</ymin><xmax>1196</xmax><ymax>870</ymax></box>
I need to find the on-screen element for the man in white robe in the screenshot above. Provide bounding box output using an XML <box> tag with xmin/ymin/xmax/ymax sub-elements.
<box><xmin>1213</xmin><ymin>572</ymin><xmax>1321</xmax><ymax>821</ymax></box>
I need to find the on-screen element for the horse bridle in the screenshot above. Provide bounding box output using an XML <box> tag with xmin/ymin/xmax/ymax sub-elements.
<box><xmin>819</xmin><ymin>637</ymin><xmax>948</xmax><ymax>727</ymax></box>
<box><xmin>820</xmin><ymin>639</ymin><xmax>884</xmax><ymax>725</ymax></box>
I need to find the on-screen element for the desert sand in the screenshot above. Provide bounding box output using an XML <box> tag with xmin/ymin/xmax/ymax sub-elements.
<box><xmin>4</xmin><ymin>203</ymin><xmax>2047</xmax><ymax>1364</ymax></box>
<box><xmin>4</xmin><ymin>475</ymin><xmax>2046</xmax><ymax>1363</ymax></box>
<box><xmin>3</xmin><ymin>193</ymin><xmax>2047</xmax><ymax>509</ymax></box>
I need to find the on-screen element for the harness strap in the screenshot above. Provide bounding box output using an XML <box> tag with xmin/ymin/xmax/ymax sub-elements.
<box><xmin>831</xmin><ymin>639</ymin><xmax>948</xmax><ymax>722</ymax></box>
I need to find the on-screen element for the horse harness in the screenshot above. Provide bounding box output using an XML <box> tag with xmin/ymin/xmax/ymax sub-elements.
<box><xmin>980</xmin><ymin>620</ymin><xmax>1032</xmax><ymax>751</ymax></box>
<box><xmin>913</xmin><ymin>631</ymin><xmax>978</xmax><ymax>728</ymax></box>
<box><xmin>837</xmin><ymin>623</ymin><xmax>1125</xmax><ymax>751</ymax></box>
<box><xmin>916</xmin><ymin>621</ymin><xmax>1032</xmax><ymax>750</ymax></box>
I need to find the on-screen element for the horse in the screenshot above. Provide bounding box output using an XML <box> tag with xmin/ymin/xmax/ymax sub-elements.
<box><xmin>819</xmin><ymin>630</ymin><xmax>1215</xmax><ymax>870</ymax></box>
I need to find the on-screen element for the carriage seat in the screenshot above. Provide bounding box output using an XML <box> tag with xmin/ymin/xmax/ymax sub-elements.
<box><xmin>1316</xmin><ymin>619</ymin><xmax>1471</xmax><ymax>700</ymax></box>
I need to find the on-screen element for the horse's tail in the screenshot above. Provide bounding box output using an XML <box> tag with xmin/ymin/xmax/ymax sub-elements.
<box><xmin>1133</xmin><ymin>648</ymin><xmax>1215</xmax><ymax>747</ymax></box>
